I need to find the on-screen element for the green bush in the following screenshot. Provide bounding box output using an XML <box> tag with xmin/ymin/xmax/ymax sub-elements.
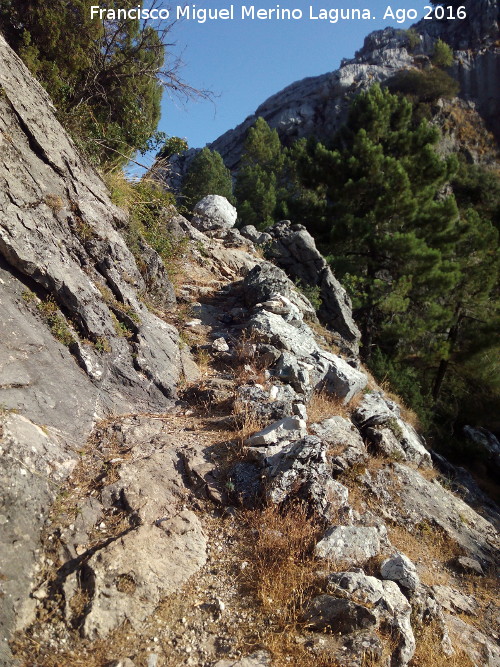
<box><xmin>386</xmin><ymin>68</ymin><xmax>459</xmax><ymax>103</ymax></box>
<box><xmin>432</xmin><ymin>39</ymin><xmax>454</xmax><ymax>69</ymax></box>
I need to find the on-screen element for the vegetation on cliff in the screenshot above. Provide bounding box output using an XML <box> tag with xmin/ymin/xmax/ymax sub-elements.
<box><xmin>0</xmin><ymin>0</ymin><xmax>202</xmax><ymax>169</ymax></box>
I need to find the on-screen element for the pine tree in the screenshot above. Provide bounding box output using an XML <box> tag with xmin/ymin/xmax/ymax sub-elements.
<box><xmin>235</xmin><ymin>117</ymin><xmax>285</xmax><ymax>228</ymax></box>
<box><xmin>182</xmin><ymin>148</ymin><xmax>234</xmax><ymax>209</ymax></box>
<box><xmin>290</xmin><ymin>85</ymin><xmax>461</xmax><ymax>368</ymax></box>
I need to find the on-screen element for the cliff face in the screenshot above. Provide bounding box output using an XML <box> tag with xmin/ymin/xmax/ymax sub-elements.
<box><xmin>1</xmin><ymin>29</ymin><xmax>500</xmax><ymax>667</ymax></box>
<box><xmin>209</xmin><ymin>0</ymin><xmax>499</xmax><ymax>169</ymax></box>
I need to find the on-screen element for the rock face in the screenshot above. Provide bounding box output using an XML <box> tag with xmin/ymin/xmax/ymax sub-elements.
<box><xmin>208</xmin><ymin>0</ymin><xmax>499</xmax><ymax>167</ymax></box>
<box><xmin>0</xmin><ymin>34</ymin><xmax>182</xmax><ymax>423</ymax></box>
<box><xmin>0</xmin><ymin>35</ymin><xmax>186</xmax><ymax>661</ymax></box>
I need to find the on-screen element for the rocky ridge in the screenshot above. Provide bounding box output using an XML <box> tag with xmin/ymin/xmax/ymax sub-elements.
<box><xmin>206</xmin><ymin>0</ymin><xmax>499</xmax><ymax>170</ymax></box>
<box><xmin>0</xmin><ymin>32</ymin><xmax>499</xmax><ymax>667</ymax></box>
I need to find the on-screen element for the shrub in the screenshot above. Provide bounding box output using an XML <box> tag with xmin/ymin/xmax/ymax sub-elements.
<box><xmin>386</xmin><ymin>68</ymin><xmax>459</xmax><ymax>103</ymax></box>
<box><xmin>432</xmin><ymin>39</ymin><xmax>454</xmax><ymax>69</ymax></box>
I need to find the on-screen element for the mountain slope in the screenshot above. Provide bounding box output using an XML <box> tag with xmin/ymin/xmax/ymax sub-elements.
<box><xmin>209</xmin><ymin>0</ymin><xmax>499</xmax><ymax>169</ymax></box>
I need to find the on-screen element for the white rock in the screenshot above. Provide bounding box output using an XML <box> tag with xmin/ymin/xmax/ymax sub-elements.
<box><xmin>381</xmin><ymin>552</ymin><xmax>420</xmax><ymax>592</ymax></box>
<box><xmin>191</xmin><ymin>195</ymin><xmax>237</xmax><ymax>231</ymax></box>
<box><xmin>245</xmin><ymin>416</ymin><xmax>307</xmax><ymax>447</ymax></box>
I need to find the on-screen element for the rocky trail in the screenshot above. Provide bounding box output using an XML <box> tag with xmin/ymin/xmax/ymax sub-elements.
<box><xmin>7</xmin><ymin>219</ymin><xmax>500</xmax><ymax>666</ymax></box>
<box><xmin>0</xmin><ymin>29</ymin><xmax>499</xmax><ymax>667</ymax></box>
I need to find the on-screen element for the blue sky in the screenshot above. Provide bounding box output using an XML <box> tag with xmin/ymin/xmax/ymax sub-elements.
<box><xmin>140</xmin><ymin>1</ymin><xmax>426</xmax><ymax>168</ymax></box>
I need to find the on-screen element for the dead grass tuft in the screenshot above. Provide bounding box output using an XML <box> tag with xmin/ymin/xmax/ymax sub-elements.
<box><xmin>238</xmin><ymin>502</ymin><xmax>323</xmax><ymax>662</ymax></box>
<box><xmin>410</xmin><ymin>619</ymin><xmax>475</xmax><ymax>666</ymax></box>
<box><xmin>307</xmin><ymin>389</ymin><xmax>350</xmax><ymax>423</ymax></box>
<box><xmin>388</xmin><ymin>522</ymin><xmax>463</xmax><ymax>587</ymax></box>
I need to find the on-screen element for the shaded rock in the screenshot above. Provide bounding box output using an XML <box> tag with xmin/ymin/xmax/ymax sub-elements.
<box><xmin>430</xmin><ymin>449</ymin><xmax>500</xmax><ymax>526</ymax></box>
<box><xmin>310</xmin><ymin>416</ymin><xmax>368</xmax><ymax>473</ymax></box>
<box><xmin>353</xmin><ymin>392</ymin><xmax>400</xmax><ymax>427</ymax></box>
<box><xmin>366</xmin><ymin>425</ymin><xmax>408</xmax><ymax>461</ymax></box>
<box><xmin>455</xmin><ymin>556</ymin><xmax>484</xmax><ymax>576</ymax></box>
<box><xmin>274</xmin><ymin>351</ymin><xmax>311</xmax><ymax>394</ymax></box>
<box><xmin>137</xmin><ymin>236</ymin><xmax>176</xmax><ymax>309</ymax></box>
<box><xmin>228</xmin><ymin>462</ymin><xmax>262</xmax><ymax>507</ymax></box>
<box><xmin>243</xmin><ymin>263</ymin><xmax>292</xmax><ymax>308</ymax></box>
<box><xmin>381</xmin><ymin>553</ymin><xmax>420</xmax><ymax>592</ymax></box>
<box><xmin>463</xmin><ymin>425</ymin><xmax>500</xmax><ymax>471</ymax></box>
<box><xmin>353</xmin><ymin>393</ymin><xmax>431</xmax><ymax>468</ymax></box>
<box><xmin>315</xmin><ymin>525</ymin><xmax>387</xmax><ymax>566</ymax></box>
<box><xmin>191</xmin><ymin>195</ymin><xmax>237</xmax><ymax>233</ymax></box>
<box><xmin>326</xmin><ymin>570</ymin><xmax>415</xmax><ymax>665</ymax></box>
<box><xmin>239</xmin><ymin>225</ymin><xmax>261</xmax><ymax>243</ymax></box>
<box><xmin>265</xmin><ymin>220</ymin><xmax>361</xmax><ymax>351</ymax></box>
<box><xmin>304</xmin><ymin>595</ymin><xmax>377</xmax><ymax>633</ymax></box>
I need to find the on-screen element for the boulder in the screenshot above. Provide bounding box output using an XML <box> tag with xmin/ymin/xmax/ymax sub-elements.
<box><xmin>257</xmin><ymin>293</ymin><xmax>303</xmax><ymax>323</ymax></box>
<box><xmin>191</xmin><ymin>195</ymin><xmax>237</xmax><ymax>233</ymax></box>
<box><xmin>381</xmin><ymin>553</ymin><xmax>420</xmax><ymax>592</ymax></box>
<box><xmin>234</xmin><ymin>384</ymin><xmax>298</xmax><ymax>422</ymax></box>
<box><xmin>315</xmin><ymin>525</ymin><xmax>388</xmax><ymax>566</ymax></box>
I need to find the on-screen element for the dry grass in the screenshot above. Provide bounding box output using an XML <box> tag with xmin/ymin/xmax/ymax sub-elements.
<box><xmin>238</xmin><ymin>502</ymin><xmax>326</xmax><ymax>665</ymax></box>
<box><xmin>230</xmin><ymin>400</ymin><xmax>267</xmax><ymax>447</ymax></box>
<box><xmin>387</xmin><ymin>522</ymin><xmax>463</xmax><ymax>587</ymax></box>
<box><xmin>307</xmin><ymin>388</ymin><xmax>364</xmax><ymax>423</ymax></box>
<box><xmin>410</xmin><ymin>620</ymin><xmax>475</xmax><ymax>667</ymax></box>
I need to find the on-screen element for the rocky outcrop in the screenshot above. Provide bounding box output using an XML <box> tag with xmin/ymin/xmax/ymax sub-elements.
<box><xmin>0</xmin><ymin>34</ymin><xmax>187</xmax><ymax>662</ymax></box>
<box><xmin>265</xmin><ymin>220</ymin><xmax>361</xmax><ymax>351</ymax></box>
<box><xmin>0</xmin><ymin>34</ymin><xmax>182</xmax><ymax>424</ymax></box>
<box><xmin>208</xmin><ymin>0</ymin><xmax>499</xmax><ymax>168</ymax></box>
